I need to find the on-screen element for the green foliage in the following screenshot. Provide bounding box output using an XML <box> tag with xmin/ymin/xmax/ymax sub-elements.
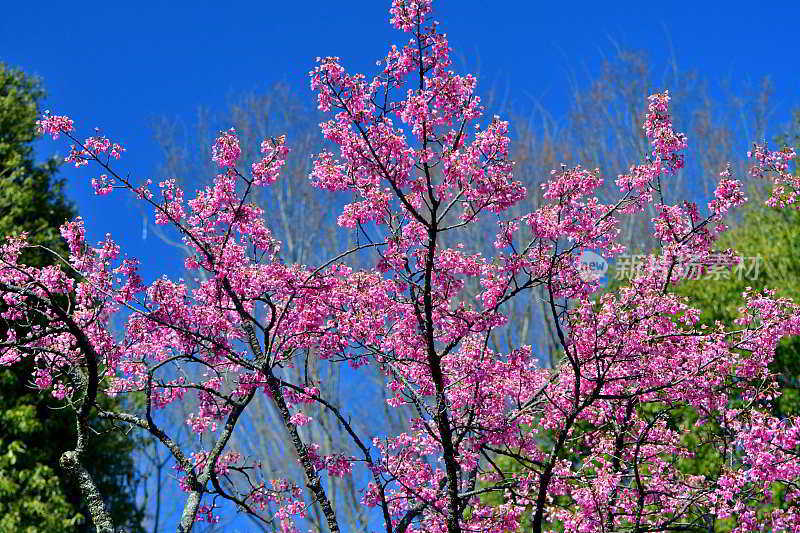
<box><xmin>663</xmin><ymin>202</ymin><xmax>800</xmax><ymax>530</ymax></box>
<box><xmin>665</xmin><ymin>115</ymin><xmax>800</xmax><ymax>528</ymax></box>
<box><xmin>677</xmin><ymin>204</ymin><xmax>800</xmax><ymax>417</ymax></box>
<box><xmin>677</xmin><ymin>109</ymin><xmax>800</xmax><ymax>418</ymax></box>
<box><xmin>0</xmin><ymin>63</ymin><xmax>144</xmax><ymax>533</ymax></box>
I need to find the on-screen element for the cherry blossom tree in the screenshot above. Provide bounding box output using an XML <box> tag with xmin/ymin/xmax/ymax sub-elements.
<box><xmin>2</xmin><ymin>2</ymin><xmax>800</xmax><ymax>532</ymax></box>
<box><xmin>149</xmin><ymin>85</ymin><xmax>413</xmax><ymax>531</ymax></box>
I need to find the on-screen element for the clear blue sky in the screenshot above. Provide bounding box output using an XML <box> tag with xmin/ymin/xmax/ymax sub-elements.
<box><xmin>2</xmin><ymin>1</ymin><xmax>798</xmax><ymax>264</ymax></box>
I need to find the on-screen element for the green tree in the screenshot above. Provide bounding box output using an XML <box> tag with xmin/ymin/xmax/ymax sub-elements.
<box><xmin>677</xmin><ymin>206</ymin><xmax>800</xmax><ymax>417</ymax></box>
<box><xmin>674</xmin><ymin>109</ymin><xmax>800</xmax><ymax>425</ymax></box>
<box><xmin>0</xmin><ymin>62</ymin><xmax>144</xmax><ymax>533</ymax></box>
<box><xmin>665</xmin><ymin>123</ymin><xmax>800</xmax><ymax>529</ymax></box>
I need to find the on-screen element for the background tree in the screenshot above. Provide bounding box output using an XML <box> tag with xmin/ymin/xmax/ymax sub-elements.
<box><xmin>665</xmin><ymin>113</ymin><xmax>800</xmax><ymax>527</ymax></box>
<box><xmin>676</xmin><ymin>200</ymin><xmax>800</xmax><ymax>417</ymax></box>
<box><xmin>0</xmin><ymin>62</ymin><xmax>144</xmax><ymax>533</ymax></box>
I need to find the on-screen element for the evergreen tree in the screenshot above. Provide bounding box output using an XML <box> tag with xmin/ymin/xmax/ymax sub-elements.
<box><xmin>0</xmin><ymin>62</ymin><xmax>143</xmax><ymax>533</ymax></box>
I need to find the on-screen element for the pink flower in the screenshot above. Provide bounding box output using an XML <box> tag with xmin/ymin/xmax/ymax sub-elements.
<box><xmin>211</xmin><ymin>128</ymin><xmax>241</xmax><ymax>168</ymax></box>
<box><xmin>289</xmin><ymin>412</ymin><xmax>312</xmax><ymax>426</ymax></box>
<box><xmin>36</xmin><ymin>111</ymin><xmax>74</xmax><ymax>139</ymax></box>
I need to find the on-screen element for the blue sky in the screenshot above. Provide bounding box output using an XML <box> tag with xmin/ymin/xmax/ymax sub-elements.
<box><xmin>3</xmin><ymin>1</ymin><xmax>800</xmax><ymax>530</ymax></box>
<box><xmin>0</xmin><ymin>0</ymin><xmax>800</xmax><ymax>260</ymax></box>
<box><xmin>2</xmin><ymin>1</ymin><xmax>798</xmax><ymax>264</ymax></box>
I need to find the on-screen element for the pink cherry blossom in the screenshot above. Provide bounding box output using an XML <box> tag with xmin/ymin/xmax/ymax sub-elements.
<box><xmin>211</xmin><ymin>128</ymin><xmax>242</xmax><ymax>168</ymax></box>
<box><xmin>36</xmin><ymin>111</ymin><xmax>74</xmax><ymax>139</ymax></box>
